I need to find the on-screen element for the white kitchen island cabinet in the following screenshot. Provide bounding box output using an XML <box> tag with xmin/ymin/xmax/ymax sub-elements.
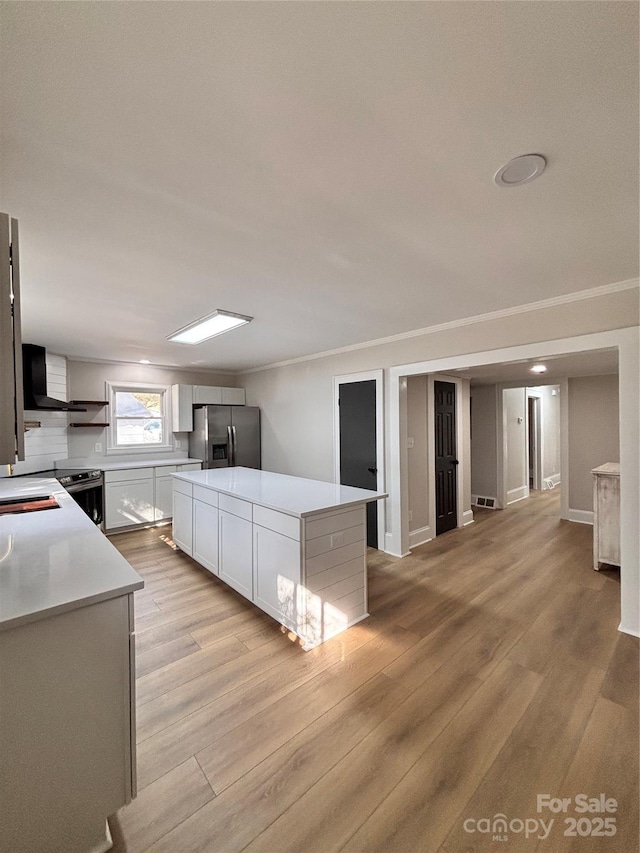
<box><xmin>172</xmin><ymin>467</ymin><xmax>386</xmax><ymax>649</ymax></box>
<box><xmin>0</xmin><ymin>477</ymin><xmax>143</xmax><ymax>853</ymax></box>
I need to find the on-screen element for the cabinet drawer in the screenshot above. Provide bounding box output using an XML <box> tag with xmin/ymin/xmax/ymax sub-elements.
<box><xmin>179</xmin><ymin>463</ymin><xmax>202</xmax><ymax>472</ymax></box>
<box><xmin>193</xmin><ymin>485</ymin><xmax>218</xmax><ymax>507</ymax></box>
<box><xmin>253</xmin><ymin>504</ymin><xmax>300</xmax><ymax>541</ymax></box>
<box><xmin>173</xmin><ymin>478</ymin><xmax>193</xmax><ymax>498</ymax></box>
<box><xmin>104</xmin><ymin>467</ymin><xmax>153</xmax><ymax>484</ymax></box>
<box><xmin>154</xmin><ymin>465</ymin><xmax>177</xmax><ymax>478</ymax></box>
<box><xmin>218</xmin><ymin>493</ymin><xmax>252</xmax><ymax>521</ymax></box>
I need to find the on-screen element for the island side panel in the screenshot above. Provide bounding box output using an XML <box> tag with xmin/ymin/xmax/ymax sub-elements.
<box><xmin>301</xmin><ymin>504</ymin><xmax>368</xmax><ymax>648</ymax></box>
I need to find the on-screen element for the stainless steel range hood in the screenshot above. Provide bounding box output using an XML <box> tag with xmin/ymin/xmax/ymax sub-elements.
<box><xmin>22</xmin><ymin>344</ymin><xmax>86</xmax><ymax>412</ymax></box>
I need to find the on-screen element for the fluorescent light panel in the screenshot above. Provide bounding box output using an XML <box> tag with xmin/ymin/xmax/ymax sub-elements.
<box><xmin>168</xmin><ymin>309</ymin><xmax>253</xmax><ymax>345</ymax></box>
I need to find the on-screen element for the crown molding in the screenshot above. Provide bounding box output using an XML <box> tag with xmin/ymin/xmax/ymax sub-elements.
<box><xmin>240</xmin><ymin>278</ymin><xmax>639</xmax><ymax>375</ymax></box>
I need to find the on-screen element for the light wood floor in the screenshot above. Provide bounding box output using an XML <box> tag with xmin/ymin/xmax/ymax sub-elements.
<box><xmin>108</xmin><ymin>490</ymin><xmax>638</xmax><ymax>853</ymax></box>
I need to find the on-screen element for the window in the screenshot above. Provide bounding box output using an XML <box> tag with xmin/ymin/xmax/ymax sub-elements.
<box><xmin>107</xmin><ymin>382</ymin><xmax>173</xmax><ymax>452</ymax></box>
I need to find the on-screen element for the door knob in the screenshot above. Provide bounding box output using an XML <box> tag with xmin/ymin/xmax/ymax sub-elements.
<box><xmin>452</xmin><ymin>459</ymin><xmax>459</xmax><ymax>465</ymax></box>
<box><xmin>367</xmin><ymin>466</ymin><xmax>377</xmax><ymax>474</ymax></box>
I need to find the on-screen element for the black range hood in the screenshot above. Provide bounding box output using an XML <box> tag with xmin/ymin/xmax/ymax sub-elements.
<box><xmin>22</xmin><ymin>344</ymin><xmax>86</xmax><ymax>412</ymax></box>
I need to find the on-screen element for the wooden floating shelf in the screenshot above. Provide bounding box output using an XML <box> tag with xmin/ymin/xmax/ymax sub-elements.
<box><xmin>69</xmin><ymin>422</ymin><xmax>110</xmax><ymax>428</ymax></box>
<box><xmin>69</xmin><ymin>400</ymin><xmax>109</xmax><ymax>406</ymax></box>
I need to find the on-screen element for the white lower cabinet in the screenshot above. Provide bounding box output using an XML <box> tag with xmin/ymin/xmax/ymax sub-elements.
<box><xmin>193</xmin><ymin>500</ymin><xmax>219</xmax><ymax>575</ymax></box>
<box><xmin>253</xmin><ymin>524</ymin><xmax>301</xmax><ymax>632</ymax></box>
<box><xmin>0</xmin><ymin>594</ymin><xmax>136</xmax><ymax>853</ymax></box>
<box><xmin>219</xmin><ymin>509</ymin><xmax>253</xmax><ymax>599</ymax></box>
<box><xmin>105</xmin><ymin>478</ymin><xmax>155</xmax><ymax>530</ymax></box>
<box><xmin>171</xmin><ymin>479</ymin><xmax>369</xmax><ymax>649</ymax></box>
<box><xmin>172</xmin><ymin>487</ymin><xmax>193</xmax><ymax>555</ymax></box>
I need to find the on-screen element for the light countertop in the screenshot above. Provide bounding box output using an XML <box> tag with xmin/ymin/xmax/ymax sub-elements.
<box><xmin>172</xmin><ymin>467</ymin><xmax>387</xmax><ymax>518</ymax></box>
<box><xmin>63</xmin><ymin>457</ymin><xmax>202</xmax><ymax>472</ymax></box>
<box><xmin>0</xmin><ymin>477</ymin><xmax>143</xmax><ymax>632</ymax></box>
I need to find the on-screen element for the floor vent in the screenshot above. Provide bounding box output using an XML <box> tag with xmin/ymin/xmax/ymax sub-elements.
<box><xmin>473</xmin><ymin>495</ymin><xmax>497</xmax><ymax>509</ymax></box>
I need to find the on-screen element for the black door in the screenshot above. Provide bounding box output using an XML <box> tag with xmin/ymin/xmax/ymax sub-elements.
<box><xmin>339</xmin><ymin>380</ymin><xmax>378</xmax><ymax>548</ymax></box>
<box><xmin>434</xmin><ymin>380</ymin><xmax>458</xmax><ymax>535</ymax></box>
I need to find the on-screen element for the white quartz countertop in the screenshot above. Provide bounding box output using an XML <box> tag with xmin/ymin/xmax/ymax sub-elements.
<box><xmin>65</xmin><ymin>457</ymin><xmax>202</xmax><ymax>472</ymax></box>
<box><xmin>0</xmin><ymin>478</ymin><xmax>143</xmax><ymax>632</ymax></box>
<box><xmin>172</xmin><ymin>467</ymin><xmax>387</xmax><ymax>518</ymax></box>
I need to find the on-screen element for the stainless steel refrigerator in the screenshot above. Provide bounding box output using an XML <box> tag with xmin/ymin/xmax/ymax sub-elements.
<box><xmin>189</xmin><ymin>406</ymin><xmax>261</xmax><ymax>469</ymax></box>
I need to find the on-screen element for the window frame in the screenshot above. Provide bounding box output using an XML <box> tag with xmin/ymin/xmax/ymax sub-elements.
<box><xmin>106</xmin><ymin>381</ymin><xmax>174</xmax><ymax>454</ymax></box>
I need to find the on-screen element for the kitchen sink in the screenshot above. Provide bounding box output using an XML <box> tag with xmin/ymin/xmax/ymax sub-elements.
<box><xmin>0</xmin><ymin>495</ymin><xmax>60</xmax><ymax>514</ymax></box>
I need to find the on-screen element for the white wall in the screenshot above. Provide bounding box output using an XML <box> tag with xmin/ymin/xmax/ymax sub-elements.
<box><xmin>4</xmin><ymin>353</ymin><xmax>69</xmax><ymax>476</ymax></box>
<box><xmin>470</xmin><ymin>384</ymin><xmax>498</xmax><ymax>500</ymax></box>
<box><xmin>406</xmin><ymin>375</ymin><xmax>428</xmax><ymax>533</ymax></box>
<box><xmin>66</xmin><ymin>360</ymin><xmax>238</xmax><ymax>461</ymax></box>
<box><xmin>568</xmin><ymin>374</ymin><xmax>619</xmax><ymax>512</ymax></box>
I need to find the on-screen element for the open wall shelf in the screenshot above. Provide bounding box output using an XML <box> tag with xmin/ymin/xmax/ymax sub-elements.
<box><xmin>69</xmin><ymin>422</ymin><xmax>110</xmax><ymax>428</ymax></box>
<box><xmin>69</xmin><ymin>400</ymin><xmax>109</xmax><ymax>407</ymax></box>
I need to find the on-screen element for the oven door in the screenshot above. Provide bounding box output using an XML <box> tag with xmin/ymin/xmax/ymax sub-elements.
<box><xmin>65</xmin><ymin>480</ymin><xmax>104</xmax><ymax>525</ymax></box>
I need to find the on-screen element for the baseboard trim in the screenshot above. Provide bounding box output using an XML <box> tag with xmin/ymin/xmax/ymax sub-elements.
<box><xmin>543</xmin><ymin>473</ymin><xmax>561</xmax><ymax>490</ymax></box>
<box><xmin>383</xmin><ymin>532</ymin><xmax>409</xmax><ymax>558</ymax></box>
<box><xmin>507</xmin><ymin>486</ymin><xmax>529</xmax><ymax>505</ymax></box>
<box><xmin>618</xmin><ymin>622</ymin><xmax>640</xmax><ymax>638</ymax></box>
<box><xmin>566</xmin><ymin>508</ymin><xmax>594</xmax><ymax>525</ymax></box>
<box><xmin>461</xmin><ymin>509</ymin><xmax>474</xmax><ymax>527</ymax></box>
<box><xmin>409</xmin><ymin>525</ymin><xmax>433</xmax><ymax>549</ymax></box>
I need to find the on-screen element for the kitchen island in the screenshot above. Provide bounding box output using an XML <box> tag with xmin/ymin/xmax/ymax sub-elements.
<box><xmin>0</xmin><ymin>476</ymin><xmax>143</xmax><ymax>853</ymax></box>
<box><xmin>172</xmin><ymin>467</ymin><xmax>387</xmax><ymax>649</ymax></box>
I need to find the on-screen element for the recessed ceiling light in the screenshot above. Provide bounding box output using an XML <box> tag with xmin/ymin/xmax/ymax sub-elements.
<box><xmin>139</xmin><ymin>359</ymin><xmax>150</xmax><ymax>364</ymax></box>
<box><xmin>494</xmin><ymin>154</ymin><xmax>547</xmax><ymax>187</ymax></box>
<box><xmin>530</xmin><ymin>364</ymin><xmax>547</xmax><ymax>373</ymax></box>
<box><xmin>168</xmin><ymin>309</ymin><xmax>253</xmax><ymax>345</ymax></box>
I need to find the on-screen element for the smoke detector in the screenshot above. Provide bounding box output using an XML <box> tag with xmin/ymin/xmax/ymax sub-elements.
<box><xmin>494</xmin><ymin>154</ymin><xmax>547</xmax><ymax>187</ymax></box>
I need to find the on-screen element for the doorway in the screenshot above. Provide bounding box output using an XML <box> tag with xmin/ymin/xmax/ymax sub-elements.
<box><xmin>527</xmin><ymin>394</ymin><xmax>542</xmax><ymax>490</ymax></box>
<box><xmin>333</xmin><ymin>370</ymin><xmax>385</xmax><ymax>549</ymax></box>
<box><xmin>434</xmin><ymin>380</ymin><xmax>458</xmax><ymax>535</ymax></box>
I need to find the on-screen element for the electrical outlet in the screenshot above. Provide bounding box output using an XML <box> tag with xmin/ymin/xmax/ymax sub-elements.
<box><xmin>94</xmin><ymin>442</ymin><xmax>103</xmax><ymax>453</ymax></box>
<box><xmin>407</xmin><ymin>437</ymin><xmax>415</xmax><ymax>449</ymax></box>
<box><xmin>330</xmin><ymin>531</ymin><xmax>345</xmax><ymax>549</ymax></box>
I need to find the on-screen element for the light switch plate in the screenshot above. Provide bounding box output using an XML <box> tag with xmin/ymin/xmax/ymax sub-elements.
<box><xmin>407</xmin><ymin>437</ymin><xmax>415</xmax><ymax>449</ymax></box>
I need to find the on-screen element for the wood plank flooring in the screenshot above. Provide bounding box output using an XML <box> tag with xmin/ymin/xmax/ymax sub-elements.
<box><xmin>107</xmin><ymin>491</ymin><xmax>638</xmax><ymax>853</ymax></box>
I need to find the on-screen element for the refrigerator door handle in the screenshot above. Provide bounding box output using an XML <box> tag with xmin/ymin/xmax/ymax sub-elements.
<box><xmin>232</xmin><ymin>425</ymin><xmax>237</xmax><ymax>467</ymax></box>
<box><xmin>227</xmin><ymin>425</ymin><xmax>234</xmax><ymax>466</ymax></box>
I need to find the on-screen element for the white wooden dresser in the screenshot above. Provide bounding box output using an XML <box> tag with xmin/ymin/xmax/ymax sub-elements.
<box><xmin>592</xmin><ymin>462</ymin><xmax>620</xmax><ymax>570</ymax></box>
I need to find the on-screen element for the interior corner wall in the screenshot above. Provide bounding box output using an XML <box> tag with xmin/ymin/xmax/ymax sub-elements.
<box><xmin>568</xmin><ymin>374</ymin><xmax>620</xmax><ymax>512</ymax></box>
<box><xmin>406</xmin><ymin>375</ymin><xmax>429</xmax><ymax>533</ymax></box>
<box><xmin>470</xmin><ymin>384</ymin><xmax>498</xmax><ymax>499</ymax></box>
<box><xmin>503</xmin><ymin>387</ymin><xmax>528</xmax><ymax>502</ymax></box>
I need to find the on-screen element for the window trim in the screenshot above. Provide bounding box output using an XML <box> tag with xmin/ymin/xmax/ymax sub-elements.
<box><xmin>106</xmin><ymin>381</ymin><xmax>174</xmax><ymax>455</ymax></box>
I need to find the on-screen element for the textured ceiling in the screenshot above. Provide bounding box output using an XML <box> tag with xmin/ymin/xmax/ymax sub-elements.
<box><xmin>1</xmin><ymin>2</ymin><xmax>638</xmax><ymax>370</ymax></box>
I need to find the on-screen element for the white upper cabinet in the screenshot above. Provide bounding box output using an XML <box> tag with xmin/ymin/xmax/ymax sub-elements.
<box><xmin>171</xmin><ymin>384</ymin><xmax>246</xmax><ymax>432</ymax></box>
<box><xmin>193</xmin><ymin>385</ymin><xmax>223</xmax><ymax>406</ymax></box>
<box><xmin>221</xmin><ymin>387</ymin><xmax>246</xmax><ymax>406</ymax></box>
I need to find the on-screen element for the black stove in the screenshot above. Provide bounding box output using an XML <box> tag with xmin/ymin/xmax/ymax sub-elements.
<box><xmin>27</xmin><ymin>468</ymin><xmax>103</xmax><ymax>524</ymax></box>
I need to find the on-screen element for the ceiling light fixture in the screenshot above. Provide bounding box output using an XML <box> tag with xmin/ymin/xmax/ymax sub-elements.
<box><xmin>139</xmin><ymin>359</ymin><xmax>150</xmax><ymax>364</ymax></box>
<box><xmin>168</xmin><ymin>309</ymin><xmax>253</xmax><ymax>345</ymax></box>
<box><xmin>530</xmin><ymin>364</ymin><xmax>547</xmax><ymax>373</ymax></box>
<box><xmin>494</xmin><ymin>154</ymin><xmax>547</xmax><ymax>187</ymax></box>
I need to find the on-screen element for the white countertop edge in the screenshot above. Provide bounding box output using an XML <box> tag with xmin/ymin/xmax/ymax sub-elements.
<box><xmin>0</xmin><ymin>579</ymin><xmax>144</xmax><ymax>633</ymax></box>
<box><xmin>172</xmin><ymin>470</ymin><xmax>387</xmax><ymax>519</ymax></box>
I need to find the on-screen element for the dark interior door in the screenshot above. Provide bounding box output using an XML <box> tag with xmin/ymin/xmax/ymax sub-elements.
<box><xmin>339</xmin><ymin>380</ymin><xmax>378</xmax><ymax>548</ymax></box>
<box><xmin>434</xmin><ymin>380</ymin><xmax>458</xmax><ymax>535</ymax></box>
